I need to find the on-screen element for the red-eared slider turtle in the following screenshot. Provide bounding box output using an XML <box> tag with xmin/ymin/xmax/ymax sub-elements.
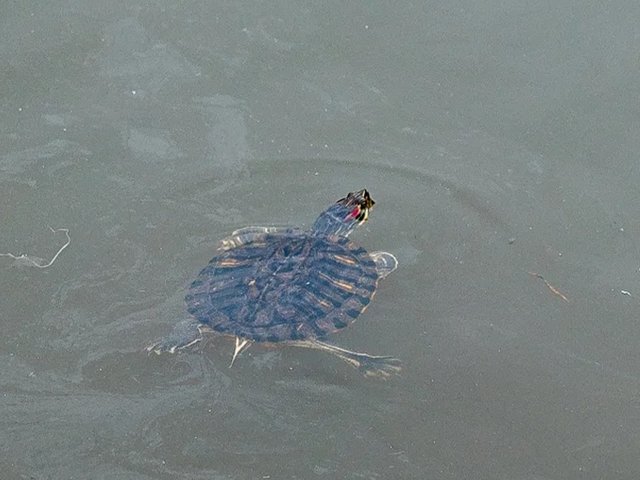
<box><xmin>147</xmin><ymin>189</ymin><xmax>400</xmax><ymax>377</ymax></box>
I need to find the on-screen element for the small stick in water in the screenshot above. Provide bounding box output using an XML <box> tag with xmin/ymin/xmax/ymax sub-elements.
<box><xmin>528</xmin><ymin>271</ymin><xmax>569</xmax><ymax>303</ymax></box>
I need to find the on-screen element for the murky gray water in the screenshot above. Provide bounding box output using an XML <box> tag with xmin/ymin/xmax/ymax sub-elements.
<box><xmin>2</xmin><ymin>2</ymin><xmax>640</xmax><ymax>479</ymax></box>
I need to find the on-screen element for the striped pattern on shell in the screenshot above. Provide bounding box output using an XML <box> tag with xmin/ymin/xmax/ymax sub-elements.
<box><xmin>184</xmin><ymin>232</ymin><xmax>379</xmax><ymax>342</ymax></box>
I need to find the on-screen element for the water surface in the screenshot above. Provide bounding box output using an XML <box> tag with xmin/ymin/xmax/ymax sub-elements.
<box><xmin>2</xmin><ymin>2</ymin><xmax>640</xmax><ymax>479</ymax></box>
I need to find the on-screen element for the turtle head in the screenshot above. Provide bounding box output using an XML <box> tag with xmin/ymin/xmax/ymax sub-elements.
<box><xmin>311</xmin><ymin>189</ymin><xmax>375</xmax><ymax>237</ymax></box>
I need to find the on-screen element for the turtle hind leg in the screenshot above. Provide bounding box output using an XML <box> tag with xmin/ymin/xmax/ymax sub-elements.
<box><xmin>146</xmin><ymin>318</ymin><xmax>208</xmax><ymax>354</ymax></box>
<box><xmin>370</xmin><ymin>251</ymin><xmax>398</xmax><ymax>279</ymax></box>
<box><xmin>287</xmin><ymin>339</ymin><xmax>402</xmax><ymax>379</ymax></box>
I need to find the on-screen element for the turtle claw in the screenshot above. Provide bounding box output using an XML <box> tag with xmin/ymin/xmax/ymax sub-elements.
<box><xmin>358</xmin><ymin>356</ymin><xmax>402</xmax><ymax>379</ymax></box>
<box><xmin>145</xmin><ymin>337</ymin><xmax>200</xmax><ymax>355</ymax></box>
<box><xmin>145</xmin><ymin>319</ymin><xmax>204</xmax><ymax>355</ymax></box>
<box><xmin>229</xmin><ymin>336</ymin><xmax>252</xmax><ymax>367</ymax></box>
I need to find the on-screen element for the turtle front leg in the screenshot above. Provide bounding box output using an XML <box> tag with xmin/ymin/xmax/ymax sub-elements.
<box><xmin>146</xmin><ymin>318</ymin><xmax>208</xmax><ymax>354</ymax></box>
<box><xmin>369</xmin><ymin>251</ymin><xmax>398</xmax><ymax>279</ymax></box>
<box><xmin>287</xmin><ymin>339</ymin><xmax>402</xmax><ymax>378</ymax></box>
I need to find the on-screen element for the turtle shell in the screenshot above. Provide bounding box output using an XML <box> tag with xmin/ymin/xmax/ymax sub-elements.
<box><xmin>184</xmin><ymin>231</ymin><xmax>379</xmax><ymax>342</ymax></box>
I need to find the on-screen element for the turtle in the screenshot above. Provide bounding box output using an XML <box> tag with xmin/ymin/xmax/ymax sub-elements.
<box><xmin>147</xmin><ymin>189</ymin><xmax>401</xmax><ymax>377</ymax></box>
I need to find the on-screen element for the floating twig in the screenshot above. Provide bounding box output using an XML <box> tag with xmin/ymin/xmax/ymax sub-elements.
<box><xmin>0</xmin><ymin>227</ymin><xmax>71</xmax><ymax>268</ymax></box>
<box><xmin>528</xmin><ymin>271</ymin><xmax>569</xmax><ymax>303</ymax></box>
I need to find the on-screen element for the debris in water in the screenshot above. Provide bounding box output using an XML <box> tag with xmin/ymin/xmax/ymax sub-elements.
<box><xmin>528</xmin><ymin>271</ymin><xmax>569</xmax><ymax>303</ymax></box>
<box><xmin>0</xmin><ymin>227</ymin><xmax>71</xmax><ymax>268</ymax></box>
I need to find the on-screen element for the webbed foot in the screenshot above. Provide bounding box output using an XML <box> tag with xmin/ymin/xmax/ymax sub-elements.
<box><xmin>229</xmin><ymin>336</ymin><xmax>252</xmax><ymax>367</ymax></box>
<box><xmin>370</xmin><ymin>251</ymin><xmax>398</xmax><ymax>279</ymax></box>
<box><xmin>356</xmin><ymin>354</ymin><xmax>403</xmax><ymax>379</ymax></box>
<box><xmin>218</xmin><ymin>226</ymin><xmax>297</xmax><ymax>251</ymax></box>
<box><xmin>146</xmin><ymin>319</ymin><xmax>206</xmax><ymax>354</ymax></box>
<box><xmin>286</xmin><ymin>339</ymin><xmax>402</xmax><ymax>379</ymax></box>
